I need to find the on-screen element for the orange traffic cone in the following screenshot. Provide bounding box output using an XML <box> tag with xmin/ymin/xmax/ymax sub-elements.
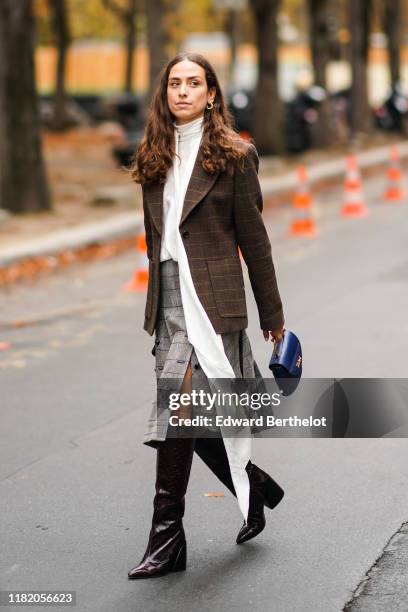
<box><xmin>288</xmin><ymin>165</ymin><xmax>317</xmax><ymax>237</ymax></box>
<box><xmin>122</xmin><ymin>234</ymin><xmax>149</xmax><ymax>292</ymax></box>
<box><xmin>341</xmin><ymin>155</ymin><xmax>368</xmax><ymax>218</ymax></box>
<box><xmin>384</xmin><ymin>146</ymin><xmax>405</xmax><ymax>202</ymax></box>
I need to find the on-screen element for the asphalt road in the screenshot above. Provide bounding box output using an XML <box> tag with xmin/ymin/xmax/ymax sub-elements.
<box><xmin>1</xmin><ymin>171</ymin><xmax>408</xmax><ymax>611</ymax></box>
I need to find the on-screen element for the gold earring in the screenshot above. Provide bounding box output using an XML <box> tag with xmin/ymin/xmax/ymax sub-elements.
<box><xmin>206</xmin><ymin>100</ymin><xmax>214</xmax><ymax>110</ymax></box>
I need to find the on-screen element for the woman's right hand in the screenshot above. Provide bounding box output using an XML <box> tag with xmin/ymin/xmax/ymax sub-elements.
<box><xmin>263</xmin><ymin>327</ymin><xmax>285</xmax><ymax>343</ymax></box>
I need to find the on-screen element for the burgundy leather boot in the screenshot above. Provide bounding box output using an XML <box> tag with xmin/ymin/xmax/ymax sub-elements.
<box><xmin>194</xmin><ymin>437</ymin><xmax>284</xmax><ymax>544</ymax></box>
<box><xmin>236</xmin><ymin>462</ymin><xmax>285</xmax><ymax>544</ymax></box>
<box><xmin>128</xmin><ymin>437</ymin><xmax>195</xmax><ymax>579</ymax></box>
<box><xmin>236</xmin><ymin>482</ymin><xmax>266</xmax><ymax>544</ymax></box>
<box><xmin>246</xmin><ymin>462</ymin><xmax>285</xmax><ymax>510</ymax></box>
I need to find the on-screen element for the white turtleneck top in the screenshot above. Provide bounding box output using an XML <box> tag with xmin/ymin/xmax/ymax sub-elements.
<box><xmin>160</xmin><ymin>115</ymin><xmax>204</xmax><ymax>263</ymax></box>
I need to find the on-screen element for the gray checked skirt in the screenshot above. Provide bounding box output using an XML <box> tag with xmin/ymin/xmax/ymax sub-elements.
<box><xmin>143</xmin><ymin>258</ymin><xmax>270</xmax><ymax>448</ymax></box>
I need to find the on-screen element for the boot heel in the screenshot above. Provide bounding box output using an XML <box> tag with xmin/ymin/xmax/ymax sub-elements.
<box><xmin>263</xmin><ymin>480</ymin><xmax>284</xmax><ymax>509</ymax></box>
<box><xmin>171</xmin><ymin>542</ymin><xmax>187</xmax><ymax>572</ymax></box>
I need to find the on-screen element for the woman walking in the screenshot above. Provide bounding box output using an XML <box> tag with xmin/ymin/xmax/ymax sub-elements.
<box><xmin>128</xmin><ymin>52</ymin><xmax>285</xmax><ymax>579</ymax></box>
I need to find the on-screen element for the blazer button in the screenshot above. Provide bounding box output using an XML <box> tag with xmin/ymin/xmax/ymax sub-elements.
<box><xmin>182</xmin><ymin>230</ymin><xmax>190</xmax><ymax>239</ymax></box>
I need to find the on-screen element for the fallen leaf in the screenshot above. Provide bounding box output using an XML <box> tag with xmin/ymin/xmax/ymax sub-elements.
<box><xmin>203</xmin><ymin>492</ymin><xmax>225</xmax><ymax>498</ymax></box>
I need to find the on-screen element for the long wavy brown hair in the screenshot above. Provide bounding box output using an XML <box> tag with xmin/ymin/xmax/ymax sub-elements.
<box><xmin>130</xmin><ymin>53</ymin><xmax>250</xmax><ymax>185</ymax></box>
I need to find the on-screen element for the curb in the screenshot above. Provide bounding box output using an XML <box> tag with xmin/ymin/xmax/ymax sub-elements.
<box><xmin>0</xmin><ymin>212</ymin><xmax>143</xmax><ymax>268</ymax></box>
<box><xmin>260</xmin><ymin>140</ymin><xmax>408</xmax><ymax>194</ymax></box>
<box><xmin>1</xmin><ymin>141</ymin><xmax>408</xmax><ymax>269</ymax></box>
<box><xmin>343</xmin><ymin>520</ymin><xmax>408</xmax><ymax>611</ymax></box>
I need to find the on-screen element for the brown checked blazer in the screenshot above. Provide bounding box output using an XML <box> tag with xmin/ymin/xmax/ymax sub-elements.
<box><xmin>141</xmin><ymin>141</ymin><xmax>284</xmax><ymax>336</ymax></box>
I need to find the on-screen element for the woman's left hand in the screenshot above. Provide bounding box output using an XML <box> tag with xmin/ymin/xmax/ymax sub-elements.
<box><xmin>263</xmin><ymin>327</ymin><xmax>285</xmax><ymax>343</ymax></box>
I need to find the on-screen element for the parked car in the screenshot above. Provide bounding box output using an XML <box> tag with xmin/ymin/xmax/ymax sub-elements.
<box><xmin>285</xmin><ymin>86</ymin><xmax>326</xmax><ymax>152</ymax></box>
<box><xmin>226</xmin><ymin>88</ymin><xmax>256</xmax><ymax>136</ymax></box>
<box><xmin>39</xmin><ymin>94</ymin><xmax>110</xmax><ymax>127</ymax></box>
<box><xmin>374</xmin><ymin>84</ymin><xmax>408</xmax><ymax>132</ymax></box>
<box><xmin>226</xmin><ymin>86</ymin><xmax>326</xmax><ymax>153</ymax></box>
<box><xmin>108</xmin><ymin>93</ymin><xmax>147</xmax><ymax>167</ymax></box>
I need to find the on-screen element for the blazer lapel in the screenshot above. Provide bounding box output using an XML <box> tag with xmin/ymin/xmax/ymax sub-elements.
<box><xmin>144</xmin><ymin>143</ymin><xmax>220</xmax><ymax>235</ymax></box>
<box><xmin>179</xmin><ymin>144</ymin><xmax>220</xmax><ymax>227</ymax></box>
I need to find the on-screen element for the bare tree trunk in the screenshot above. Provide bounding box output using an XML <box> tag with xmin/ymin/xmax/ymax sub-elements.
<box><xmin>0</xmin><ymin>0</ymin><xmax>51</xmax><ymax>213</ymax></box>
<box><xmin>103</xmin><ymin>0</ymin><xmax>139</xmax><ymax>94</ymax></box>
<box><xmin>124</xmin><ymin>0</ymin><xmax>137</xmax><ymax>93</ymax></box>
<box><xmin>349</xmin><ymin>0</ymin><xmax>373</xmax><ymax>135</ymax></box>
<box><xmin>225</xmin><ymin>9</ymin><xmax>240</xmax><ymax>89</ymax></box>
<box><xmin>145</xmin><ymin>0</ymin><xmax>169</xmax><ymax>103</ymax></box>
<box><xmin>307</xmin><ymin>0</ymin><xmax>334</xmax><ymax>147</ymax></box>
<box><xmin>250</xmin><ymin>0</ymin><xmax>285</xmax><ymax>155</ymax></box>
<box><xmin>49</xmin><ymin>0</ymin><xmax>70</xmax><ymax>129</ymax></box>
<box><xmin>383</xmin><ymin>0</ymin><xmax>401</xmax><ymax>88</ymax></box>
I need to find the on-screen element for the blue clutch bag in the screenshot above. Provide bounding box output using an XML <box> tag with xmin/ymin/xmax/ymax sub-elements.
<box><xmin>268</xmin><ymin>330</ymin><xmax>302</xmax><ymax>396</ymax></box>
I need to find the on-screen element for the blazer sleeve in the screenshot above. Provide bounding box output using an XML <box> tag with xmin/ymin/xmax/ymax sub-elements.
<box><xmin>233</xmin><ymin>143</ymin><xmax>284</xmax><ymax>331</ymax></box>
<box><xmin>142</xmin><ymin>184</ymin><xmax>153</xmax><ymax>261</ymax></box>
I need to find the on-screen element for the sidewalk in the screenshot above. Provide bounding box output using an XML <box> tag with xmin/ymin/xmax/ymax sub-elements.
<box><xmin>1</xmin><ymin>138</ymin><xmax>408</xmax><ymax>272</ymax></box>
